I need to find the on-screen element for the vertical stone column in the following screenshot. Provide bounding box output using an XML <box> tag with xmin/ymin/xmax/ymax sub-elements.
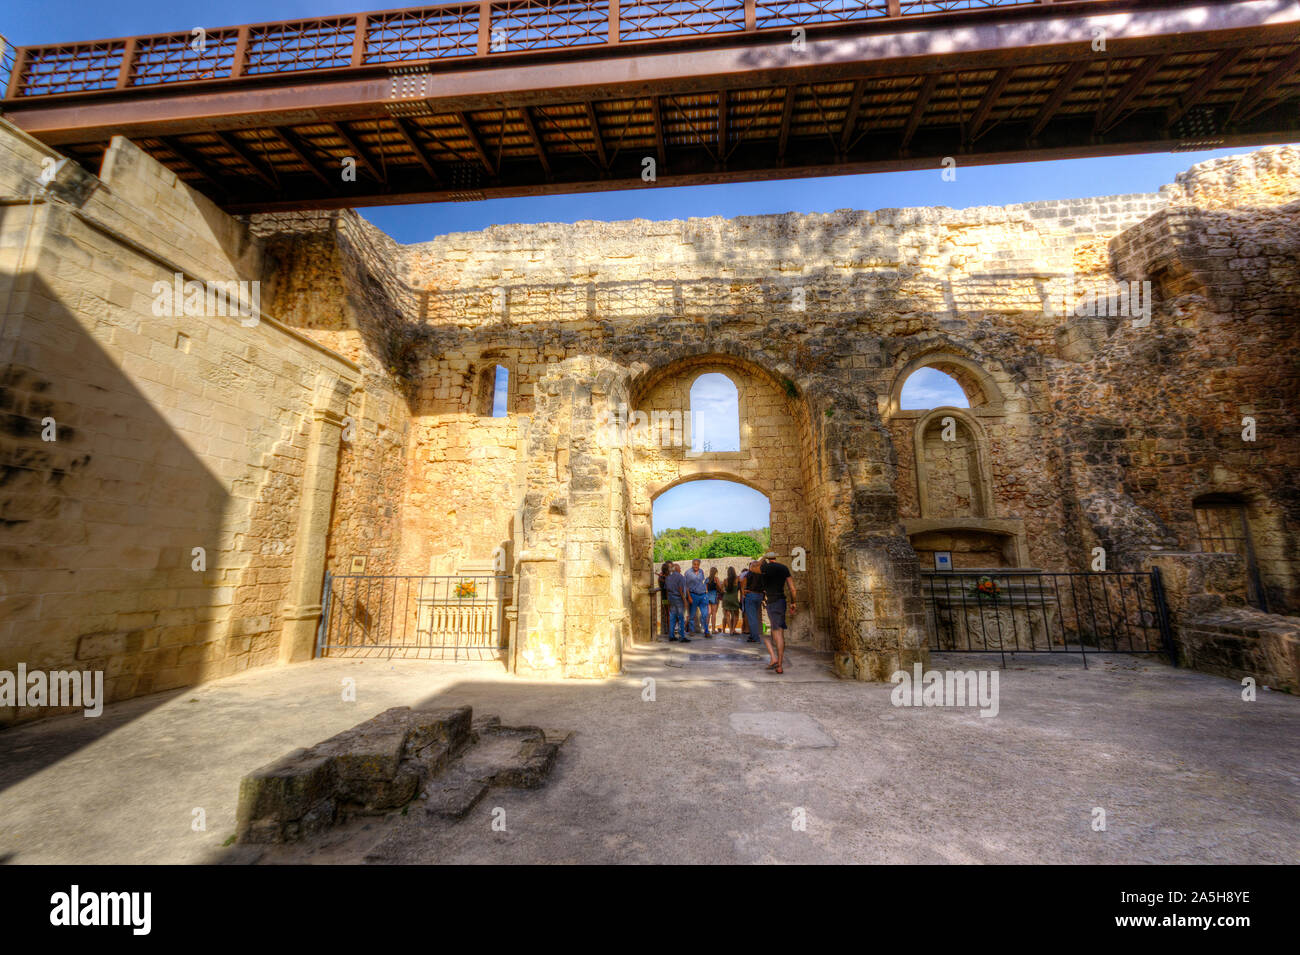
<box><xmin>279</xmin><ymin>374</ymin><xmax>354</xmax><ymax>663</ymax></box>
<box><xmin>811</xmin><ymin>392</ymin><xmax>929</xmax><ymax>681</ymax></box>
<box><xmin>513</xmin><ymin>357</ymin><xmax>630</xmax><ymax>678</ymax></box>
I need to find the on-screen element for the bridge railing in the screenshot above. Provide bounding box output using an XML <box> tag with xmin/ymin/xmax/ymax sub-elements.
<box><xmin>5</xmin><ymin>0</ymin><xmax>1085</xmax><ymax>99</ymax></box>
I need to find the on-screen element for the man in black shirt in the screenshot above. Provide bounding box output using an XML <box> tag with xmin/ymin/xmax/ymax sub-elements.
<box><xmin>760</xmin><ymin>551</ymin><xmax>796</xmax><ymax>673</ymax></box>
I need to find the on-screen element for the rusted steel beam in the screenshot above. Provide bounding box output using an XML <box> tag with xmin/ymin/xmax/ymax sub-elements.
<box><xmin>278</xmin><ymin>126</ymin><xmax>336</xmax><ymax>189</ymax></box>
<box><xmin>213</xmin><ymin>131</ymin><xmax>278</xmax><ymax>188</ymax></box>
<box><xmin>115</xmin><ymin>38</ymin><xmax>138</xmax><ymax>90</ymax></box>
<box><xmin>650</xmin><ymin>94</ymin><xmax>666</xmax><ymax>167</ymax></box>
<box><xmin>330</xmin><ymin>121</ymin><xmax>385</xmax><ymax>183</ymax></box>
<box><xmin>1166</xmin><ymin>47</ymin><xmax>1246</xmax><ymax>127</ymax></box>
<box><xmin>776</xmin><ymin>85</ymin><xmax>796</xmax><ymax>164</ymax></box>
<box><xmin>1231</xmin><ymin>47</ymin><xmax>1300</xmax><ymax>122</ymax></box>
<box><xmin>457</xmin><ymin>111</ymin><xmax>495</xmax><ymax>175</ymax></box>
<box><xmin>900</xmin><ymin>73</ymin><xmax>938</xmax><ymax>151</ymax></box>
<box><xmin>584</xmin><ymin>100</ymin><xmax>608</xmax><ymax>171</ymax></box>
<box><xmin>839</xmin><ymin>79</ymin><xmax>866</xmax><ymax>152</ymax></box>
<box><xmin>160</xmin><ymin>136</ymin><xmax>229</xmax><ymax>191</ymax></box>
<box><xmin>217</xmin><ymin>124</ymin><xmax>1298</xmax><ymax>213</ymax></box>
<box><xmin>717</xmin><ymin>88</ymin><xmax>729</xmax><ymax>165</ymax></box>
<box><xmin>965</xmin><ymin>67</ymin><xmax>1013</xmax><ymax>143</ymax></box>
<box><xmin>477</xmin><ymin>0</ymin><xmax>491</xmax><ymax>57</ymax></box>
<box><xmin>1030</xmin><ymin>59</ymin><xmax>1088</xmax><ymax>138</ymax></box>
<box><xmin>518</xmin><ymin>106</ymin><xmax>552</xmax><ymax>179</ymax></box>
<box><xmin>390</xmin><ymin>116</ymin><xmax>441</xmax><ymax>184</ymax></box>
<box><xmin>1094</xmin><ymin>54</ymin><xmax>1168</xmax><ymax>134</ymax></box>
<box><xmin>350</xmin><ymin>15</ymin><xmax>367</xmax><ymax>68</ymax></box>
<box><xmin>229</xmin><ymin>26</ymin><xmax>249</xmax><ymax>79</ymax></box>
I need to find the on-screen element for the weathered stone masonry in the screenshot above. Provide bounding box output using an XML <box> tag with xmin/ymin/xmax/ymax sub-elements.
<box><xmin>2</xmin><ymin>112</ymin><xmax>1298</xmax><ymax>722</ymax></box>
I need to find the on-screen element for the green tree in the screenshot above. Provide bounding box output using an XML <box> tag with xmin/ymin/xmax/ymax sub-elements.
<box><xmin>701</xmin><ymin>533</ymin><xmax>763</xmax><ymax>559</ymax></box>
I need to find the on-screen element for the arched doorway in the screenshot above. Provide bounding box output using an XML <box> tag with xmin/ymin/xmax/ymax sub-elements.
<box><xmin>650</xmin><ymin>478</ymin><xmax>770</xmax><ymax>636</ymax></box>
<box><xmin>624</xmin><ymin>354</ymin><xmax>826</xmax><ymax>648</ymax></box>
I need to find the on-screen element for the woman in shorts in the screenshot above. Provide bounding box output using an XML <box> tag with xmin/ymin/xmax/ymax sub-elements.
<box><xmin>721</xmin><ymin>567</ymin><xmax>742</xmax><ymax>634</ymax></box>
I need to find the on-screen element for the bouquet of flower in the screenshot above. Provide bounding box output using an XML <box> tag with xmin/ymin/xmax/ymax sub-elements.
<box><xmin>971</xmin><ymin>575</ymin><xmax>1001</xmax><ymax>601</ymax></box>
<box><xmin>454</xmin><ymin>580</ymin><xmax>478</xmax><ymax>599</ymax></box>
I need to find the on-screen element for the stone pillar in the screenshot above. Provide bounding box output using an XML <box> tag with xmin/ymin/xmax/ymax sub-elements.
<box><xmin>279</xmin><ymin>374</ymin><xmax>354</xmax><ymax>663</ymax></box>
<box><xmin>810</xmin><ymin>390</ymin><xmax>930</xmax><ymax>681</ymax></box>
<box><xmin>513</xmin><ymin>357</ymin><xmax>630</xmax><ymax>678</ymax></box>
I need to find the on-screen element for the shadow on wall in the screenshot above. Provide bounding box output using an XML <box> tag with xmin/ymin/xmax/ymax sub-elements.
<box><xmin>0</xmin><ymin>272</ymin><xmax>231</xmax><ymax>785</ymax></box>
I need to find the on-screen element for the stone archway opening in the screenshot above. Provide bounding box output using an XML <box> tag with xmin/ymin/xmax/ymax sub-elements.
<box><xmin>624</xmin><ymin>353</ymin><xmax>831</xmax><ymax>650</ymax></box>
<box><xmin>650</xmin><ymin>478</ymin><xmax>770</xmax><ymax>636</ymax></box>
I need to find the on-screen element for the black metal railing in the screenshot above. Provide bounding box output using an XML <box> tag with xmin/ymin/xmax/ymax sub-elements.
<box><xmin>920</xmin><ymin>569</ymin><xmax>1176</xmax><ymax>668</ymax></box>
<box><xmin>315</xmin><ymin>573</ymin><xmax>511</xmax><ymax>660</ymax></box>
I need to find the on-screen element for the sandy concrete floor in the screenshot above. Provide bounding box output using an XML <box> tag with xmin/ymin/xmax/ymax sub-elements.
<box><xmin>0</xmin><ymin>636</ymin><xmax>1296</xmax><ymax>864</ymax></box>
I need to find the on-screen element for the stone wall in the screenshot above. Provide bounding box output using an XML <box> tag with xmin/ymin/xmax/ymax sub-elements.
<box><xmin>5</xmin><ymin>111</ymin><xmax>1298</xmax><ymax>713</ymax></box>
<box><xmin>242</xmin><ymin>146</ymin><xmax>1297</xmax><ymax>683</ymax></box>
<box><xmin>0</xmin><ymin>121</ymin><xmax>358</xmax><ymax>722</ymax></box>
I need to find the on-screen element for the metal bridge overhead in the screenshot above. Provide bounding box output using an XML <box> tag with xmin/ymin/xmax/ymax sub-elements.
<box><xmin>2</xmin><ymin>0</ymin><xmax>1298</xmax><ymax>210</ymax></box>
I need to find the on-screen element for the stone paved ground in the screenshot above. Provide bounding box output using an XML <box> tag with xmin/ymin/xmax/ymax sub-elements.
<box><xmin>0</xmin><ymin>637</ymin><xmax>1296</xmax><ymax>864</ymax></box>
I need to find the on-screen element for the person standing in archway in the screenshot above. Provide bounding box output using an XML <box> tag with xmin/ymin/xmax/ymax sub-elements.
<box><xmin>721</xmin><ymin>567</ymin><xmax>741</xmax><ymax>635</ymax></box>
<box><xmin>742</xmin><ymin>560</ymin><xmax>765</xmax><ymax>647</ymax></box>
<box><xmin>706</xmin><ymin>567</ymin><xmax>722</xmax><ymax>633</ymax></box>
<box><xmin>657</xmin><ymin>561</ymin><xmax>672</xmax><ymax>638</ymax></box>
<box><xmin>684</xmin><ymin>558</ymin><xmax>710</xmax><ymax>638</ymax></box>
<box><xmin>664</xmin><ymin>563</ymin><xmax>691</xmax><ymax>643</ymax></box>
<box><xmin>761</xmin><ymin>551</ymin><xmax>796</xmax><ymax>674</ymax></box>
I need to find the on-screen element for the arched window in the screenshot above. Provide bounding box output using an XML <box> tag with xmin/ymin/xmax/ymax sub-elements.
<box><xmin>476</xmin><ymin>364</ymin><xmax>509</xmax><ymax>417</ymax></box>
<box><xmin>688</xmin><ymin>373</ymin><xmax>740</xmax><ymax>453</ymax></box>
<box><xmin>900</xmin><ymin>367</ymin><xmax>969</xmax><ymax>410</ymax></box>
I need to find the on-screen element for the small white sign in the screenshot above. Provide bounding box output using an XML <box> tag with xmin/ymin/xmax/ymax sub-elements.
<box><xmin>934</xmin><ymin>552</ymin><xmax>952</xmax><ymax>571</ymax></box>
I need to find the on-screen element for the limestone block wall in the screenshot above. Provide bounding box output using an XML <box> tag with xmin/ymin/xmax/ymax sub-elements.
<box><xmin>0</xmin><ymin>122</ymin><xmax>357</xmax><ymax>722</ymax></box>
<box><xmin>1051</xmin><ymin>147</ymin><xmax>1300</xmax><ymax>610</ymax></box>
<box><xmin>399</xmin><ymin>415</ymin><xmax>521</xmax><ymax>577</ymax></box>
<box><xmin>234</xmin><ymin>145</ymin><xmax>1300</xmax><ymax>682</ymax></box>
<box><xmin>249</xmin><ymin>212</ymin><xmax>412</xmax><ymax>581</ymax></box>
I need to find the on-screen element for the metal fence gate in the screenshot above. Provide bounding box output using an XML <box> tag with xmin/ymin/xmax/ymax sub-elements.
<box><xmin>315</xmin><ymin>573</ymin><xmax>511</xmax><ymax>660</ymax></box>
<box><xmin>920</xmin><ymin>569</ymin><xmax>1176</xmax><ymax>668</ymax></box>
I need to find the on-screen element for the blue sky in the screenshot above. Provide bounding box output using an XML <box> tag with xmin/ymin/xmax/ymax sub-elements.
<box><xmin>360</xmin><ymin>148</ymin><xmax>1266</xmax><ymax>241</ymax></box>
<box><xmin>690</xmin><ymin>374</ymin><xmax>741</xmax><ymax>453</ymax></box>
<box><xmin>900</xmin><ymin>369</ymin><xmax>967</xmax><ymax>409</ymax></box>
<box><xmin>654</xmin><ymin>480</ymin><xmax>769</xmax><ymax>534</ymax></box>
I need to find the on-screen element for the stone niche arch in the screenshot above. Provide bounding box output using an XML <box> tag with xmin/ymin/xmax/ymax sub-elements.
<box><xmin>511</xmin><ymin>349</ymin><xmax>928</xmax><ymax>682</ymax></box>
<box><xmin>913</xmin><ymin>408</ymin><xmax>994</xmax><ymax>519</ymax></box>
<box><xmin>885</xmin><ymin>347</ymin><xmax>1034</xmax><ymax>572</ymax></box>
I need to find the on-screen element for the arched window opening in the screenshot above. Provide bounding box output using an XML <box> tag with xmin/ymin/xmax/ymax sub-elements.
<box><xmin>689</xmin><ymin>373</ymin><xmax>740</xmax><ymax>452</ymax></box>
<box><xmin>477</xmin><ymin>364</ymin><xmax>509</xmax><ymax>417</ymax></box>
<box><xmin>900</xmin><ymin>367</ymin><xmax>969</xmax><ymax>410</ymax></box>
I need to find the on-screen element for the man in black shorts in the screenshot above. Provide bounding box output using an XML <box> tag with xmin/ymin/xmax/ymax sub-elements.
<box><xmin>760</xmin><ymin>551</ymin><xmax>796</xmax><ymax>674</ymax></box>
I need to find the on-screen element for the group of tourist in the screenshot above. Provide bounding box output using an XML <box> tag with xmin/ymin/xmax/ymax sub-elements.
<box><xmin>657</xmin><ymin>555</ymin><xmax>797</xmax><ymax>674</ymax></box>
